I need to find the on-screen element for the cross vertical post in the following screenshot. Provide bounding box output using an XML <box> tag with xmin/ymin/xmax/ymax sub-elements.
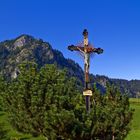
<box><xmin>83</xmin><ymin>29</ymin><xmax>91</xmax><ymax>113</ymax></box>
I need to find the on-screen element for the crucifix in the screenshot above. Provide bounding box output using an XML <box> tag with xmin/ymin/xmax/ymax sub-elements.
<box><xmin>68</xmin><ymin>29</ymin><xmax>103</xmax><ymax>113</ymax></box>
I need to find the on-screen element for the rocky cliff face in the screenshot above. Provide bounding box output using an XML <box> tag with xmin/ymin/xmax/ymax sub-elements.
<box><xmin>0</xmin><ymin>34</ymin><xmax>84</xmax><ymax>82</ymax></box>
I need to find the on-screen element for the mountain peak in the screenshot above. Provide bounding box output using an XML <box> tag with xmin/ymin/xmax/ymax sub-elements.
<box><xmin>16</xmin><ymin>34</ymin><xmax>34</xmax><ymax>40</ymax></box>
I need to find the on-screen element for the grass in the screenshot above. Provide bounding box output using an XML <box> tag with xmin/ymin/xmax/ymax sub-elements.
<box><xmin>125</xmin><ymin>98</ymin><xmax>140</xmax><ymax>140</ymax></box>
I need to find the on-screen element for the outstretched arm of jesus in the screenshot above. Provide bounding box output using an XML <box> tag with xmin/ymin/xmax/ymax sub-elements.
<box><xmin>77</xmin><ymin>47</ymin><xmax>85</xmax><ymax>54</ymax></box>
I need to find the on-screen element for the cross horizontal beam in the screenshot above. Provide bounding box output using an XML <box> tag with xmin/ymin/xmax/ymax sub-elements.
<box><xmin>68</xmin><ymin>45</ymin><xmax>103</xmax><ymax>54</ymax></box>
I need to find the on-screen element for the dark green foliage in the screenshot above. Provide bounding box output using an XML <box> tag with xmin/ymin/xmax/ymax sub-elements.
<box><xmin>0</xmin><ymin>123</ymin><xmax>7</xmax><ymax>140</ymax></box>
<box><xmin>3</xmin><ymin>63</ymin><xmax>133</xmax><ymax>140</ymax></box>
<box><xmin>90</xmin><ymin>84</ymin><xmax>133</xmax><ymax>139</ymax></box>
<box><xmin>3</xmin><ymin>63</ymin><xmax>82</xmax><ymax>138</ymax></box>
<box><xmin>0</xmin><ymin>76</ymin><xmax>9</xmax><ymax>112</ymax></box>
<box><xmin>0</xmin><ymin>77</ymin><xmax>8</xmax><ymax>139</ymax></box>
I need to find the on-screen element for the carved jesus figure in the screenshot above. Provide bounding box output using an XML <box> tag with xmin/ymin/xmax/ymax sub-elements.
<box><xmin>77</xmin><ymin>47</ymin><xmax>90</xmax><ymax>73</ymax></box>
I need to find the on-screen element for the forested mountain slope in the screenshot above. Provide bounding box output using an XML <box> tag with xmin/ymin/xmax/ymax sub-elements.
<box><xmin>0</xmin><ymin>35</ymin><xmax>139</xmax><ymax>97</ymax></box>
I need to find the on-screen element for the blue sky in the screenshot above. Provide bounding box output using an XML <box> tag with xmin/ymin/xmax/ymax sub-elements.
<box><xmin>0</xmin><ymin>0</ymin><xmax>140</xmax><ymax>80</ymax></box>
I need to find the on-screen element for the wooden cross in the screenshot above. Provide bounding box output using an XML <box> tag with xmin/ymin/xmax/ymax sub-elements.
<box><xmin>68</xmin><ymin>29</ymin><xmax>103</xmax><ymax>113</ymax></box>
